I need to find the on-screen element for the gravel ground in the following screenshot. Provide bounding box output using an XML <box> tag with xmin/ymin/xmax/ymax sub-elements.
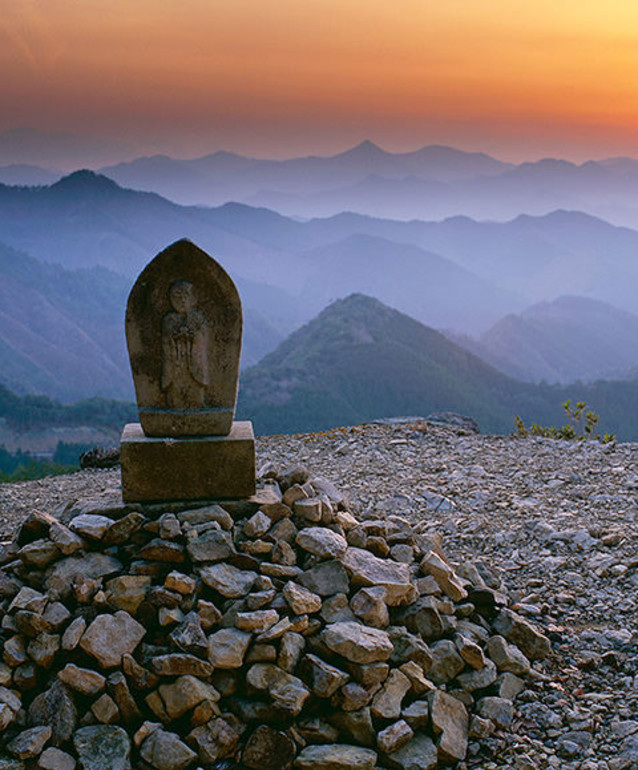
<box><xmin>1</xmin><ymin>420</ymin><xmax>637</xmax><ymax>768</ymax></box>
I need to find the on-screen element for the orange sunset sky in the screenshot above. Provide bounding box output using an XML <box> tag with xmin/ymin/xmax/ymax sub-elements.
<box><xmin>3</xmin><ymin>0</ymin><xmax>638</xmax><ymax>166</ymax></box>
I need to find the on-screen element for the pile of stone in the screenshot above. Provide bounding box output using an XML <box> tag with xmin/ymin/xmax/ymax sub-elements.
<box><xmin>0</xmin><ymin>465</ymin><xmax>551</xmax><ymax>770</ymax></box>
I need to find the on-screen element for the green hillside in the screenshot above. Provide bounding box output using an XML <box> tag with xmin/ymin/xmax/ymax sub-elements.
<box><xmin>0</xmin><ymin>383</ymin><xmax>136</xmax><ymax>432</ymax></box>
<box><xmin>238</xmin><ymin>294</ymin><xmax>533</xmax><ymax>434</ymax></box>
<box><xmin>237</xmin><ymin>294</ymin><xmax>638</xmax><ymax>440</ymax></box>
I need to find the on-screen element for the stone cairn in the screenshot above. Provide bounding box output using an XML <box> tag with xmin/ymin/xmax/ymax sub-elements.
<box><xmin>0</xmin><ymin>242</ymin><xmax>551</xmax><ymax>769</ymax></box>
<box><xmin>0</xmin><ymin>471</ymin><xmax>552</xmax><ymax>769</ymax></box>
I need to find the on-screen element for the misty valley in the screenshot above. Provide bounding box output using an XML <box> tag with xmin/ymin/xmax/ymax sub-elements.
<box><xmin>1</xmin><ymin>142</ymin><xmax>638</xmax><ymax>476</ymax></box>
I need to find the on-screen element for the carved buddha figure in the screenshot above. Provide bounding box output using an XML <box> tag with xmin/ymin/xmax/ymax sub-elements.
<box><xmin>160</xmin><ymin>279</ymin><xmax>209</xmax><ymax>408</ymax></box>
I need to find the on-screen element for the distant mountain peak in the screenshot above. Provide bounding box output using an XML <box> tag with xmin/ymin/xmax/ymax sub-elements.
<box><xmin>50</xmin><ymin>169</ymin><xmax>122</xmax><ymax>195</ymax></box>
<box><xmin>338</xmin><ymin>140</ymin><xmax>388</xmax><ymax>159</ymax></box>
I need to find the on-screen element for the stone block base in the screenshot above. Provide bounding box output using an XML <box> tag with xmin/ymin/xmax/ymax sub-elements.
<box><xmin>120</xmin><ymin>421</ymin><xmax>256</xmax><ymax>503</ymax></box>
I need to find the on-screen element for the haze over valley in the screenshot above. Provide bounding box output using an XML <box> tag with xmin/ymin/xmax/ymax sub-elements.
<box><xmin>0</xmin><ymin>141</ymin><xmax>637</xmax><ymax>445</ymax></box>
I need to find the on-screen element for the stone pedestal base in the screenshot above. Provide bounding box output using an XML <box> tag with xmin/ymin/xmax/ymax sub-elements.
<box><xmin>120</xmin><ymin>421</ymin><xmax>256</xmax><ymax>503</ymax></box>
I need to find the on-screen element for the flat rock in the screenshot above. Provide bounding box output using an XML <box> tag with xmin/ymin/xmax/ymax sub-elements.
<box><xmin>58</xmin><ymin>664</ymin><xmax>105</xmax><ymax>696</ymax></box>
<box><xmin>37</xmin><ymin>747</ymin><xmax>76</xmax><ymax>770</ymax></box>
<box><xmin>158</xmin><ymin>675</ymin><xmax>220</xmax><ymax>719</ymax></box>
<box><xmin>431</xmin><ymin>689</ymin><xmax>468</xmax><ymax>763</ymax></box>
<box><xmin>294</xmin><ymin>744</ymin><xmax>377</xmax><ymax>769</ymax></box>
<box><xmin>207</xmin><ymin>628</ymin><xmax>251</xmax><ymax>668</ymax></box>
<box><xmin>295</xmin><ymin>528</ymin><xmax>347</xmax><ymax>559</ymax></box>
<box><xmin>241</xmin><ymin>725</ymin><xmax>296</xmax><ymax>770</ymax></box>
<box><xmin>322</xmin><ymin>621</ymin><xmax>393</xmax><ymax>664</ymax></box>
<box><xmin>79</xmin><ymin>611</ymin><xmax>146</xmax><ymax>668</ymax></box>
<box><xmin>69</xmin><ymin>514</ymin><xmax>113</xmax><ymax>541</ymax></box>
<box><xmin>73</xmin><ymin>725</ymin><xmax>131</xmax><ymax>770</ymax></box>
<box><xmin>371</xmin><ymin>669</ymin><xmax>411</xmax><ymax>720</ymax></box>
<box><xmin>8</xmin><ymin>726</ymin><xmax>52</xmax><ymax>760</ymax></box>
<box><xmin>139</xmin><ymin>728</ymin><xmax>197</xmax><ymax>770</ymax></box>
<box><xmin>298</xmin><ymin>560</ymin><xmax>349</xmax><ymax>596</ymax></box>
<box><xmin>151</xmin><ymin>654</ymin><xmax>213</xmax><ymax>678</ymax></box>
<box><xmin>44</xmin><ymin>553</ymin><xmax>122</xmax><ymax>598</ymax></box>
<box><xmin>386</xmin><ymin>733</ymin><xmax>438</xmax><ymax>770</ymax></box>
<box><xmin>340</xmin><ymin>548</ymin><xmax>416</xmax><ymax>605</ymax></box>
<box><xmin>28</xmin><ymin>681</ymin><xmax>77</xmax><ymax>746</ymax></box>
<box><xmin>199</xmin><ymin>563</ymin><xmax>257</xmax><ymax>598</ymax></box>
<box><xmin>283</xmin><ymin>581</ymin><xmax>322</xmax><ymax>615</ymax></box>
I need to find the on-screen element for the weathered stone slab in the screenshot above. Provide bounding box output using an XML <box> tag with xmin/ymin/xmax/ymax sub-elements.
<box><xmin>322</xmin><ymin>621</ymin><xmax>393</xmax><ymax>664</ymax></box>
<box><xmin>294</xmin><ymin>744</ymin><xmax>377</xmax><ymax>769</ymax></box>
<box><xmin>120</xmin><ymin>421</ymin><xmax>256</xmax><ymax>502</ymax></box>
<box><xmin>340</xmin><ymin>548</ymin><xmax>417</xmax><ymax>606</ymax></box>
<box><xmin>125</xmin><ymin>239</ymin><xmax>242</xmax><ymax>437</ymax></box>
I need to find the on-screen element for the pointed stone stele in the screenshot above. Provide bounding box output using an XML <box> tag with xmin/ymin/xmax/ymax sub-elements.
<box><xmin>120</xmin><ymin>239</ymin><xmax>256</xmax><ymax>502</ymax></box>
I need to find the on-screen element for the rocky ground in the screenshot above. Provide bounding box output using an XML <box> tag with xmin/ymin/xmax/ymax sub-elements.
<box><xmin>0</xmin><ymin>420</ymin><xmax>637</xmax><ymax>769</ymax></box>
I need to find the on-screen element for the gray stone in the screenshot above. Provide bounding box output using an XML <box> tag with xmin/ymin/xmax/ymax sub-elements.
<box><xmin>283</xmin><ymin>581</ymin><xmax>322</xmax><ymax>615</ymax></box>
<box><xmin>428</xmin><ymin>640</ymin><xmax>465</xmax><ymax>684</ymax></box>
<box><xmin>49</xmin><ymin>522</ymin><xmax>84</xmax><ymax>555</ymax></box>
<box><xmin>300</xmin><ymin>654</ymin><xmax>349</xmax><ymax>698</ymax></box>
<box><xmin>420</xmin><ymin>550</ymin><xmax>468</xmax><ymax>602</ymax></box>
<box><xmin>169</xmin><ymin>611</ymin><xmax>208</xmax><ymax>655</ymax></box>
<box><xmin>341</xmin><ymin>548</ymin><xmax>416</xmax><ymax>605</ymax></box>
<box><xmin>388</xmin><ymin>627</ymin><xmax>433</xmax><ymax>671</ymax></box>
<box><xmin>296</xmin><ymin>528</ymin><xmax>347</xmax><ymax>559</ymax></box>
<box><xmin>8</xmin><ymin>726</ymin><xmax>52</xmax><ymax>760</ymax></box>
<box><xmin>104</xmin><ymin>575</ymin><xmax>151</xmax><ymax>615</ymax></box>
<box><xmin>491</xmin><ymin>609</ymin><xmax>551</xmax><ymax>660</ymax></box>
<box><xmin>8</xmin><ymin>587</ymin><xmax>48</xmax><ymax>614</ymax></box>
<box><xmin>28</xmin><ymin>681</ymin><xmax>77</xmax><ymax>746</ymax></box>
<box><xmin>91</xmin><ymin>694</ymin><xmax>119</xmax><ymax>724</ymax></box>
<box><xmin>199</xmin><ymin>563</ymin><xmax>257</xmax><ymax>598</ymax></box>
<box><xmin>241</xmin><ymin>725</ymin><xmax>296</xmax><ymax>770</ymax></box>
<box><xmin>371</xmin><ymin>669</ymin><xmax>411</xmax><ymax>719</ymax></box>
<box><xmin>186</xmin><ymin>530</ymin><xmax>235</xmax><ymax>563</ymax></box>
<box><xmin>80</xmin><ymin>611</ymin><xmax>146</xmax><ymax>668</ymax></box>
<box><xmin>69</xmin><ymin>514</ymin><xmax>113</xmax><ymax>541</ymax></box>
<box><xmin>61</xmin><ymin>617</ymin><xmax>85</xmax><ymax>651</ymax></box>
<box><xmin>328</xmin><ymin>708</ymin><xmax>375</xmax><ymax>746</ymax></box>
<box><xmin>486</xmin><ymin>634</ymin><xmax>531</xmax><ymax>674</ymax></box>
<box><xmin>37</xmin><ymin>747</ymin><xmax>76</xmax><ymax>770</ymax></box>
<box><xmin>236</xmin><ymin>610</ymin><xmax>279</xmax><ymax>633</ymax></box>
<box><xmin>395</xmin><ymin>596</ymin><xmax>443</xmax><ymax>640</ymax></box>
<box><xmin>187</xmin><ymin>717</ymin><xmax>239</xmax><ymax>764</ymax></box>
<box><xmin>103</xmin><ymin>512</ymin><xmax>146</xmax><ymax>546</ymax></box>
<box><xmin>207</xmin><ymin>628</ymin><xmax>251</xmax><ymax>668</ymax></box>
<box><xmin>430</xmin><ymin>689</ymin><xmax>468</xmax><ymax>763</ymax></box>
<box><xmin>377</xmin><ymin>720</ymin><xmax>414</xmax><ymax>755</ymax></box>
<box><xmin>477</xmin><ymin>696</ymin><xmax>515</xmax><ymax>729</ymax></box>
<box><xmin>58</xmin><ymin>664</ymin><xmax>105</xmax><ymax>695</ymax></box>
<box><xmin>246</xmin><ymin>663</ymin><xmax>310</xmax><ymax>716</ymax></box>
<box><xmin>139</xmin><ymin>729</ymin><xmax>197</xmax><ymax>770</ymax></box>
<box><xmin>320</xmin><ymin>594</ymin><xmax>356</xmax><ymax>623</ymax></box>
<box><xmin>294</xmin><ymin>744</ymin><xmax>377</xmax><ymax>769</ymax></box>
<box><xmin>297</xmin><ymin>560</ymin><xmax>349</xmax><ymax>596</ymax></box>
<box><xmin>27</xmin><ymin>633</ymin><xmax>59</xmax><ymax>668</ymax></box>
<box><xmin>350</xmin><ymin>586</ymin><xmax>389</xmax><ymax>628</ymax></box>
<box><xmin>457</xmin><ymin>658</ymin><xmax>498</xmax><ymax>691</ymax></box>
<box><xmin>44</xmin><ymin>553</ymin><xmax>122</xmax><ymax>598</ymax></box>
<box><xmin>151</xmin><ymin>654</ymin><xmax>213</xmax><ymax>678</ymax></box>
<box><xmin>278</xmin><ymin>632</ymin><xmax>306</xmax><ymax>672</ymax></box>
<box><xmin>402</xmin><ymin>700</ymin><xmax>430</xmax><ymax>729</ymax></box>
<box><xmin>322</xmin><ymin>621</ymin><xmax>393</xmax><ymax>663</ymax></box>
<box><xmin>158</xmin><ymin>675</ymin><xmax>220</xmax><ymax>719</ymax></box>
<box><xmin>386</xmin><ymin>733</ymin><xmax>438</xmax><ymax>770</ymax></box>
<box><xmin>18</xmin><ymin>540</ymin><xmax>60</xmax><ymax>568</ymax></box>
<box><xmin>73</xmin><ymin>725</ymin><xmax>131</xmax><ymax>770</ymax></box>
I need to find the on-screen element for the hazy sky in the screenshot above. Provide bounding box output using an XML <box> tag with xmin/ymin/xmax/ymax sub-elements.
<box><xmin>3</xmin><ymin>0</ymin><xmax>638</xmax><ymax>167</ymax></box>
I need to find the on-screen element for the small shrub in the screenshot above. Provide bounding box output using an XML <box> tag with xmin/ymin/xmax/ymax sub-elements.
<box><xmin>514</xmin><ymin>401</ymin><xmax>615</xmax><ymax>443</ymax></box>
